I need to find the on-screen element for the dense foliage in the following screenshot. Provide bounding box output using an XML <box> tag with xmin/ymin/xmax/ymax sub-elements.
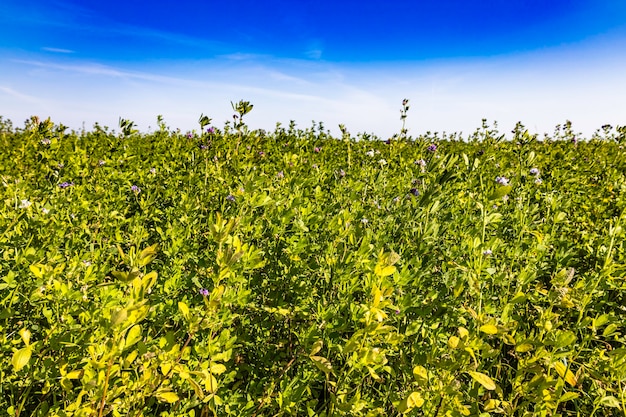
<box><xmin>1</xmin><ymin>112</ymin><xmax>626</xmax><ymax>416</ymax></box>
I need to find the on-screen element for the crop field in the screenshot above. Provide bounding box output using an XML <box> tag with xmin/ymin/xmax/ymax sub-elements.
<box><xmin>1</xmin><ymin>107</ymin><xmax>626</xmax><ymax>417</ymax></box>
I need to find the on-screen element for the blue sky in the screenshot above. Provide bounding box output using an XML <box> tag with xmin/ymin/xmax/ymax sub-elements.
<box><xmin>1</xmin><ymin>0</ymin><xmax>626</xmax><ymax>138</ymax></box>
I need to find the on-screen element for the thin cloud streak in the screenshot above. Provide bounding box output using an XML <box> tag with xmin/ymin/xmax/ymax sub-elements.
<box><xmin>42</xmin><ymin>47</ymin><xmax>75</xmax><ymax>54</ymax></box>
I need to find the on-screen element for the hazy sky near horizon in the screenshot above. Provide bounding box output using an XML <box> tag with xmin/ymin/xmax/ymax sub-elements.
<box><xmin>1</xmin><ymin>0</ymin><xmax>626</xmax><ymax>138</ymax></box>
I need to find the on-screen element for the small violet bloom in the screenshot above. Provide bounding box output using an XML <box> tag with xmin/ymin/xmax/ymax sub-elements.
<box><xmin>131</xmin><ymin>185</ymin><xmax>141</xmax><ymax>193</ymax></box>
<box><xmin>276</xmin><ymin>171</ymin><xmax>284</xmax><ymax>179</ymax></box>
<box><xmin>226</xmin><ymin>194</ymin><xmax>236</xmax><ymax>202</ymax></box>
<box><xmin>149</xmin><ymin>167</ymin><xmax>156</xmax><ymax>174</ymax></box>
<box><xmin>495</xmin><ymin>176</ymin><xmax>509</xmax><ymax>186</ymax></box>
<box><xmin>409</xmin><ymin>188</ymin><xmax>420</xmax><ymax>197</ymax></box>
<box><xmin>483</xmin><ymin>249</ymin><xmax>493</xmax><ymax>256</ymax></box>
<box><xmin>314</xmin><ymin>147</ymin><xmax>321</xmax><ymax>153</ymax></box>
<box><xmin>427</xmin><ymin>144</ymin><xmax>437</xmax><ymax>152</ymax></box>
<box><xmin>414</xmin><ymin>159</ymin><xmax>426</xmax><ymax>167</ymax></box>
<box><xmin>98</xmin><ymin>160</ymin><xmax>105</xmax><ymax>166</ymax></box>
<box><xmin>41</xmin><ymin>207</ymin><xmax>50</xmax><ymax>215</ymax></box>
<box><xmin>207</xmin><ymin>127</ymin><xmax>215</xmax><ymax>134</ymax></box>
<box><xmin>199</xmin><ymin>288</ymin><xmax>209</xmax><ymax>296</ymax></box>
<box><xmin>530</xmin><ymin>168</ymin><xmax>540</xmax><ymax>176</ymax></box>
<box><xmin>338</xmin><ymin>169</ymin><xmax>346</xmax><ymax>177</ymax></box>
<box><xmin>58</xmin><ymin>181</ymin><xmax>74</xmax><ymax>189</ymax></box>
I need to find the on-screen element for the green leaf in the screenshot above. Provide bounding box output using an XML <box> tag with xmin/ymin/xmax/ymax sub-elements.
<box><xmin>599</xmin><ymin>396</ymin><xmax>620</xmax><ymax>408</ymax></box>
<box><xmin>479</xmin><ymin>324</ymin><xmax>498</xmax><ymax>335</ymax></box>
<box><xmin>488</xmin><ymin>185</ymin><xmax>512</xmax><ymax>201</ymax></box>
<box><xmin>156</xmin><ymin>391</ymin><xmax>180</xmax><ymax>403</ymax></box>
<box><xmin>559</xmin><ymin>392</ymin><xmax>580</xmax><ymax>403</ymax></box>
<box><xmin>398</xmin><ymin>392</ymin><xmax>424</xmax><ymax>413</ymax></box>
<box><xmin>209</xmin><ymin>363</ymin><xmax>226</xmax><ymax>375</ymax></box>
<box><xmin>110</xmin><ymin>308</ymin><xmax>128</xmax><ymax>327</ymax></box>
<box><xmin>412</xmin><ymin>365</ymin><xmax>428</xmax><ymax>384</ymax></box>
<box><xmin>374</xmin><ymin>264</ymin><xmax>396</xmax><ymax>277</ymax></box>
<box><xmin>468</xmin><ymin>371</ymin><xmax>497</xmax><ymax>390</ymax></box>
<box><xmin>310</xmin><ymin>355</ymin><xmax>333</xmax><ymax>375</ymax></box>
<box><xmin>309</xmin><ymin>340</ymin><xmax>323</xmax><ymax>356</ymax></box>
<box><xmin>12</xmin><ymin>347</ymin><xmax>32</xmax><ymax>372</ymax></box>
<box><xmin>125</xmin><ymin>325</ymin><xmax>142</xmax><ymax>349</ymax></box>
<box><xmin>29</xmin><ymin>264</ymin><xmax>43</xmax><ymax>279</ymax></box>
<box><xmin>178</xmin><ymin>301</ymin><xmax>190</xmax><ymax>321</ymax></box>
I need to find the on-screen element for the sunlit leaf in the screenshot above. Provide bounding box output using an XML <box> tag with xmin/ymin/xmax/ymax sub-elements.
<box><xmin>12</xmin><ymin>347</ymin><xmax>32</xmax><ymax>372</ymax></box>
<box><xmin>468</xmin><ymin>371</ymin><xmax>496</xmax><ymax>390</ymax></box>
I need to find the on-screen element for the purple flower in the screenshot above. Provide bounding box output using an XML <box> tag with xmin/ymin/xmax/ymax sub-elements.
<box><xmin>414</xmin><ymin>159</ymin><xmax>426</xmax><ymax>167</ymax></box>
<box><xmin>226</xmin><ymin>194</ymin><xmax>236</xmax><ymax>202</ymax></box>
<box><xmin>187</xmin><ymin>132</ymin><xmax>193</xmax><ymax>139</ymax></box>
<box><xmin>427</xmin><ymin>144</ymin><xmax>437</xmax><ymax>152</ymax></box>
<box><xmin>131</xmin><ymin>185</ymin><xmax>141</xmax><ymax>193</ymax></box>
<box><xmin>495</xmin><ymin>176</ymin><xmax>509</xmax><ymax>186</ymax></box>
<box><xmin>149</xmin><ymin>167</ymin><xmax>156</xmax><ymax>174</ymax></box>
<box><xmin>58</xmin><ymin>181</ymin><xmax>74</xmax><ymax>189</ymax></box>
<box><xmin>409</xmin><ymin>188</ymin><xmax>419</xmax><ymax>197</ymax></box>
<box><xmin>199</xmin><ymin>144</ymin><xmax>208</xmax><ymax>150</ymax></box>
<box><xmin>258</xmin><ymin>151</ymin><xmax>266</xmax><ymax>157</ymax></box>
<box><xmin>276</xmin><ymin>171</ymin><xmax>284</xmax><ymax>179</ymax></box>
<box><xmin>530</xmin><ymin>168</ymin><xmax>540</xmax><ymax>176</ymax></box>
<box><xmin>98</xmin><ymin>160</ymin><xmax>105</xmax><ymax>166</ymax></box>
<box><xmin>207</xmin><ymin>127</ymin><xmax>215</xmax><ymax>134</ymax></box>
<box><xmin>314</xmin><ymin>147</ymin><xmax>321</xmax><ymax>153</ymax></box>
<box><xmin>199</xmin><ymin>288</ymin><xmax>209</xmax><ymax>296</ymax></box>
<box><xmin>483</xmin><ymin>249</ymin><xmax>493</xmax><ymax>256</ymax></box>
<box><xmin>338</xmin><ymin>169</ymin><xmax>346</xmax><ymax>177</ymax></box>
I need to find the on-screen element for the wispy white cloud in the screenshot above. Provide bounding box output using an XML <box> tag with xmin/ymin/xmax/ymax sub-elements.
<box><xmin>42</xmin><ymin>47</ymin><xmax>75</xmax><ymax>54</ymax></box>
<box><xmin>0</xmin><ymin>85</ymin><xmax>46</xmax><ymax>104</ymax></box>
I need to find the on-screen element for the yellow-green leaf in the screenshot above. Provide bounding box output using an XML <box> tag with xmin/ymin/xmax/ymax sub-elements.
<box><xmin>178</xmin><ymin>301</ymin><xmax>190</xmax><ymax>321</ymax></box>
<box><xmin>205</xmin><ymin>374</ymin><xmax>219</xmax><ymax>394</ymax></box>
<box><xmin>479</xmin><ymin>324</ymin><xmax>498</xmax><ymax>335</ymax></box>
<box><xmin>515</xmin><ymin>343</ymin><xmax>534</xmax><ymax>353</ymax></box>
<box><xmin>406</xmin><ymin>392</ymin><xmax>424</xmax><ymax>409</ymax></box>
<box><xmin>125</xmin><ymin>325</ymin><xmax>142</xmax><ymax>349</ymax></box>
<box><xmin>412</xmin><ymin>365</ymin><xmax>428</xmax><ymax>384</ymax></box>
<box><xmin>310</xmin><ymin>355</ymin><xmax>333</xmax><ymax>375</ymax></box>
<box><xmin>599</xmin><ymin>396</ymin><xmax>620</xmax><ymax>408</ymax></box>
<box><xmin>559</xmin><ymin>392</ymin><xmax>580</xmax><ymax>403</ymax></box>
<box><xmin>374</xmin><ymin>264</ymin><xmax>396</xmax><ymax>277</ymax></box>
<box><xmin>29</xmin><ymin>264</ymin><xmax>43</xmax><ymax>279</ymax></box>
<box><xmin>554</xmin><ymin>362</ymin><xmax>577</xmax><ymax>386</ymax></box>
<box><xmin>12</xmin><ymin>347</ymin><xmax>32</xmax><ymax>372</ymax></box>
<box><xmin>310</xmin><ymin>340</ymin><xmax>323</xmax><ymax>356</ymax></box>
<box><xmin>156</xmin><ymin>391</ymin><xmax>179</xmax><ymax>403</ymax></box>
<box><xmin>209</xmin><ymin>363</ymin><xmax>226</xmax><ymax>375</ymax></box>
<box><xmin>19</xmin><ymin>328</ymin><xmax>31</xmax><ymax>346</ymax></box>
<box><xmin>468</xmin><ymin>371</ymin><xmax>496</xmax><ymax>390</ymax></box>
<box><xmin>110</xmin><ymin>308</ymin><xmax>127</xmax><ymax>327</ymax></box>
<box><xmin>448</xmin><ymin>335</ymin><xmax>461</xmax><ymax>349</ymax></box>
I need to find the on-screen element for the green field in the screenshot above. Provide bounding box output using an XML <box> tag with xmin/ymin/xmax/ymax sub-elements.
<box><xmin>1</xmin><ymin>109</ymin><xmax>625</xmax><ymax>416</ymax></box>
